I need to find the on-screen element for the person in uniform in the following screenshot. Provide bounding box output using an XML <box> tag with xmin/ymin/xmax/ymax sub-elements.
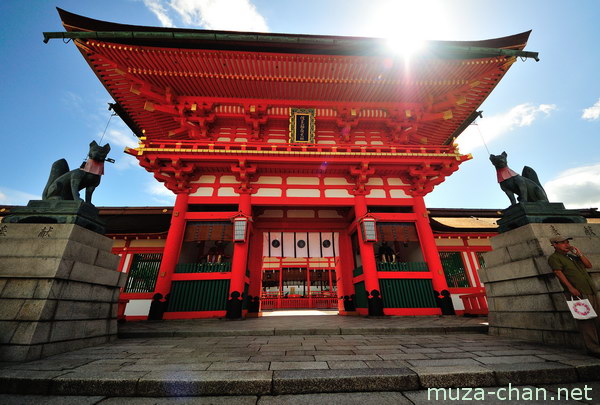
<box><xmin>548</xmin><ymin>236</ymin><xmax>599</xmax><ymax>356</ymax></box>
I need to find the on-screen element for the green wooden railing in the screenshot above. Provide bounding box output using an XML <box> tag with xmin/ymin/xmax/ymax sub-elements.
<box><xmin>379</xmin><ymin>279</ymin><xmax>437</xmax><ymax>308</ymax></box>
<box><xmin>124</xmin><ymin>253</ymin><xmax>162</xmax><ymax>293</ymax></box>
<box><xmin>439</xmin><ymin>252</ymin><xmax>470</xmax><ymax>288</ymax></box>
<box><xmin>353</xmin><ymin>281</ymin><xmax>368</xmax><ymax>308</ymax></box>
<box><xmin>175</xmin><ymin>262</ymin><xmax>232</xmax><ymax>273</ymax></box>
<box><xmin>376</xmin><ymin>261</ymin><xmax>429</xmax><ymax>272</ymax></box>
<box><xmin>352</xmin><ymin>266</ymin><xmax>364</xmax><ymax>277</ymax></box>
<box><xmin>167</xmin><ymin>279</ymin><xmax>230</xmax><ymax>312</ymax></box>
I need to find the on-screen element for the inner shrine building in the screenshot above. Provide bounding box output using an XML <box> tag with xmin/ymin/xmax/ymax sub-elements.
<box><xmin>51</xmin><ymin>9</ymin><xmax>538</xmax><ymax>319</ymax></box>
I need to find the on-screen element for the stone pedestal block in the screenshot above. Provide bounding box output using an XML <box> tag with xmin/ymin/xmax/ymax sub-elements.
<box><xmin>0</xmin><ymin>224</ymin><xmax>126</xmax><ymax>362</ymax></box>
<box><xmin>3</xmin><ymin>200</ymin><xmax>106</xmax><ymax>234</ymax></box>
<box><xmin>496</xmin><ymin>202</ymin><xmax>585</xmax><ymax>233</ymax></box>
<box><xmin>481</xmin><ymin>223</ymin><xmax>600</xmax><ymax>349</ymax></box>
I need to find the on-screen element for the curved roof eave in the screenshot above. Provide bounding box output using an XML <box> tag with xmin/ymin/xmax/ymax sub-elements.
<box><xmin>54</xmin><ymin>8</ymin><xmax>532</xmax><ymax>58</ymax></box>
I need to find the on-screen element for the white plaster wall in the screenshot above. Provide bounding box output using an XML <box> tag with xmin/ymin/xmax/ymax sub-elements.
<box><xmin>255</xmin><ymin>188</ymin><xmax>282</xmax><ymax>197</ymax></box>
<box><xmin>287</xmin><ymin>177</ymin><xmax>320</xmax><ymax>185</ymax></box>
<box><xmin>286</xmin><ymin>189</ymin><xmax>320</xmax><ymax>197</ymax></box>
<box><xmin>124</xmin><ymin>299</ymin><xmax>152</xmax><ymax>316</ymax></box>
<box><xmin>190</xmin><ymin>187</ymin><xmax>214</xmax><ymax>197</ymax></box>
<box><xmin>389</xmin><ymin>189</ymin><xmax>409</xmax><ymax>198</ymax></box>
<box><xmin>325</xmin><ymin>189</ymin><xmax>351</xmax><ymax>198</ymax></box>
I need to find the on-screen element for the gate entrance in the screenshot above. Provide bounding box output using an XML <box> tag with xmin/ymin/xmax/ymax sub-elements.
<box><xmin>260</xmin><ymin>257</ymin><xmax>337</xmax><ymax>310</ymax></box>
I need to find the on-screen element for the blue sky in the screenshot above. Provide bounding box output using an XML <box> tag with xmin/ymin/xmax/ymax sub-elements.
<box><xmin>1</xmin><ymin>0</ymin><xmax>599</xmax><ymax>209</ymax></box>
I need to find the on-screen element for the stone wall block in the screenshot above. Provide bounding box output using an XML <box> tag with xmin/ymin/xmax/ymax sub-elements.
<box><xmin>53</xmin><ymin>300</ymin><xmax>112</xmax><ymax>320</ymax></box>
<box><xmin>70</xmin><ymin>226</ymin><xmax>114</xmax><ymax>251</ymax></box>
<box><xmin>110</xmin><ymin>303</ymin><xmax>118</xmax><ymax>318</ymax></box>
<box><xmin>88</xmin><ymin>285</ymin><xmax>117</xmax><ymax>302</ymax></box>
<box><xmin>542</xmin><ymin>330</ymin><xmax>583</xmax><ymax>348</ymax></box>
<box><xmin>0</xmin><ymin>321</ymin><xmax>18</xmax><ymax>343</ymax></box>
<box><xmin>111</xmin><ymin>289</ymin><xmax>121</xmax><ymax>302</ymax></box>
<box><xmin>117</xmin><ymin>272</ymin><xmax>128</xmax><ymax>288</ymax></box>
<box><xmin>69</xmin><ymin>262</ymin><xmax>121</xmax><ymax>287</ymax></box>
<box><xmin>10</xmin><ymin>321</ymin><xmax>51</xmax><ymax>345</ymax></box>
<box><xmin>94</xmin><ymin>250</ymin><xmax>120</xmax><ymax>271</ymax></box>
<box><xmin>58</xmin><ymin>281</ymin><xmax>93</xmax><ymax>301</ymax></box>
<box><xmin>40</xmin><ymin>279</ymin><xmax>62</xmax><ymax>300</ymax></box>
<box><xmin>491</xmin><ymin>223</ymin><xmax>600</xmax><ymax>251</ymax></box>
<box><xmin>506</xmin><ymin>239</ymin><xmax>545</xmax><ymax>262</ymax></box>
<box><xmin>108</xmin><ymin>319</ymin><xmax>118</xmax><ymax>335</ymax></box>
<box><xmin>0</xmin><ymin>224</ymin><xmax>121</xmax><ymax>361</ymax></box>
<box><xmin>63</xmin><ymin>240</ymin><xmax>99</xmax><ymax>266</ymax></box>
<box><xmin>17</xmin><ymin>299</ymin><xmax>57</xmax><ymax>321</ymax></box>
<box><xmin>48</xmin><ymin>320</ymin><xmax>88</xmax><ymax>342</ymax></box>
<box><xmin>489</xmin><ymin>311</ymin><xmax>572</xmax><ymax>331</ymax></box>
<box><xmin>478</xmin><ymin>267</ymin><xmax>489</xmax><ymax>284</ymax></box>
<box><xmin>0</xmin><ymin>257</ymin><xmax>74</xmax><ymax>279</ymax></box>
<box><xmin>550</xmin><ymin>292</ymin><xmax>570</xmax><ymax>311</ymax></box>
<box><xmin>1</xmin><ymin>279</ymin><xmax>38</xmax><ymax>299</ymax></box>
<box><xmin>482</xmin><ymin>247</ymin><xmax>511</xmax><ymax>268</ymax></box>
<box><xmin>485</xmin><ymin>276</ymin><xmax>549</xmax><ymax>297</ymax></box>
<box><xmin>1</xmin><ymin>224</ymin><xmax>74</xmax><ymax>240</ymax></box>
<box><xmin>532</xmin><ymin>256</ymin><xmax>555</xmax><ymax>276</ymax></box>
<box><xmin>41</xmin><ymin>335</ymin><xmax>110</xmax><ymax>359</ymax></box>
<box><xmin>483</xmin><ymin>258</ymin><xmax>539</xmax><ymax>283</ymax></box>
<box><xmin>0</xmin><ymin>239</ymin><xmax>99</xmax><ymax>267</ymax></box>
<box><xmin>487</xmin><ymin>294</ymin><xmax>554</xmax><ymax>312</ymax></box>
<box><xmin>84</xmin><ymin>319</ymin><xmax>112</xmax><ymax>338</ymax></box>
<box><xmin>491</xmin><ymin>326</ymin><xmax>544</xmax><ymax>342</ymax></box>
<box><xmin>0</xmin><ymin>299</ymin><xmax>25</xmax><ymax>321</ymax></box>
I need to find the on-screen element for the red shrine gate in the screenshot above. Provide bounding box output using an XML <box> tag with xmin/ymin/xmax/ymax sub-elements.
<box><xmin>51</xmin><ymin>9</ymin><xmax>536</xmax><ymax>319</ymax></box>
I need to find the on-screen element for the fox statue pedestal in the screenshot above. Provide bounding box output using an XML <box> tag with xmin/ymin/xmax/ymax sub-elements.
<box><xmin>480</xmin><ymin>223</ymin><xmax>600</xmax><ymax>349</ymax></box>
<box><xmin>0</xmin><ymin>223</ymin><xmax>126</xmax><ymax>362</ymax></box>
<box><xmin>497</xmin><ymin>202</ymin><xmax>586</xmax><ymax>233</ymax></box>
<box><xmin>3</xmin><ymin>200</ymin><xmax>106</xmax><ymax>234</ymax></box>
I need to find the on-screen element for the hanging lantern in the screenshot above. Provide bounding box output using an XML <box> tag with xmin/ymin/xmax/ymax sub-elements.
<box><xmin>359</xmin><ymin>215</ymin><xmax>377</xmax><ymax>242</ymax></box>
<box><xmin>231</xmin><ymin>213</ymin><xmax>251</xmax><ymax>242</ymax></box>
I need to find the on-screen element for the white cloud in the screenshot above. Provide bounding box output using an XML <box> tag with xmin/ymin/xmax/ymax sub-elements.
<box><xmin>0</xmin><ymin>187</ymin><xmax>41</xmax><ymax>205</ymax></box>
<box><xmin>582</xmin><ymin>98</ymin><xmax>600</xmax><ymax>121</ymax></box>
<box><xmin>143</xmin><ymin>0</ymin><xmax>175</xmax><ymax>27</ymax></box>
<box><xmin>62</xmin><ymin>91</ymin><xmax>85</xmax><ymax>113</ymax></box>
<box><xmin>147</xmin><ymin>181</ymin><xmax>176</xmax><ymax>205</ymax></box>
<box><xmin>142</xmin><ymin>0</ymin><xmax>268</xmax><ymax>31</ymax></box>
<box><xmin>456</xmin><ymin>103</ymin><xmax>556</xmax><ymax>153</ymax></box>
<box><xmin>545</xmin><ymin>163</ymin><xmax>600</xmax><ymax>209</ymax></box>
<box><xmin>102</xmin><ymin>128</ymin><xmax>139</xmax><ymax>149</ymax></box>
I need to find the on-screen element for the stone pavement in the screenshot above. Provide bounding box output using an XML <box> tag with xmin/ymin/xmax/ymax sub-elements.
<box><xmin>1</xmin><ymin>313</ymin><xmax>600</xmax><ymax>404</ymax></box>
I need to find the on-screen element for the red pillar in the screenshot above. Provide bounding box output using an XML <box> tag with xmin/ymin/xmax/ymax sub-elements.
<box><xmin>413</xmin><ymin>196</ymin><xmax>449</xmax><ymax>293</ymax></box>
<box><xmin>337</xmin><ymin>232</ymin><xmax>354</xmax><ymax>313</ymax></box>
<box><xmin>354</xmin><ymin>194</ymin><xmax>380</xmax><ymax>297</ymax></box>
<box><xmin>246</xmin><ymin>229</ymin><xmax>264</xmax><ymax>316</ymax></box>
<box><xmin>155</xmin><ymin>192</ymin><xmax>189</xmax><ymax>297</ymax></box>
<box><xmin>229</xmin><ymin>192</ymin><xmax>252</xmax><ymax>304</ymax></box>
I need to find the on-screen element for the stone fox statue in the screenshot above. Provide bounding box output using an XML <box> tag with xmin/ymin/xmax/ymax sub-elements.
<box><xmin>489</xmin><ymin>151</ymin><xmax>548</xmax><ymax>205</ymax></box>
<box><xmin>42</xmin><ymin>141</ymin><xmax>111</xmax><ymax>204</ymax></box>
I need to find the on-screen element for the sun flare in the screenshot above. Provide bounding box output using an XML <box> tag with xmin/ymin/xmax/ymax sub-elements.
<box><xmin>362</xmin><ymin>0</ymin><xmax>455</xmax><ymax>56</ymax></box>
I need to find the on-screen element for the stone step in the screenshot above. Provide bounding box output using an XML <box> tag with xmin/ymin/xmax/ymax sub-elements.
<box><xmin>118</xmin><ymin>323</ymin><xmax>489</xmax><ymax>338</ymax></box>
<box><xmin>1</xmin><ymin>361</ymin><xmax>598</xmax><ymax>397</ymax></box>
<box><xmin>4</xmin><ymin>382</ymin><xmax>600</xmax><ymax>405</ymax></box>
<box><xmin>2</xmin><ymin>317</ymin><xmax>599</xmax><ymax>399</ymax></box>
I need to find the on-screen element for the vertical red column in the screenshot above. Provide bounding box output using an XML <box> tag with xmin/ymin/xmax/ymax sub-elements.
<box><xmin>413</xmin><ymin>196</ymin><xmax>449</xmax><ymax>293</ymax></box>
<box><xmin>337</xmin><ymin>231</ymin><xmax>354</xmax><ymax>313</ymax></box>
<box><xmin>155</xmin><ymin>192</ymin><xmax>189</xmax><ymax>297</ymax></box>
<box><xmin>228</xmin><ymin>192</ymin><xmax>252</xmax><ymax>314</ymax></box>
<box><xmin>354</xmin><ymin>194</ymin><xmax>380</xmax><ymax>298</ymax></box>
<box><xmin>246</xmin><ymin>229</ymin><xmax>263</xmax><ymax>316</ymax></box>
